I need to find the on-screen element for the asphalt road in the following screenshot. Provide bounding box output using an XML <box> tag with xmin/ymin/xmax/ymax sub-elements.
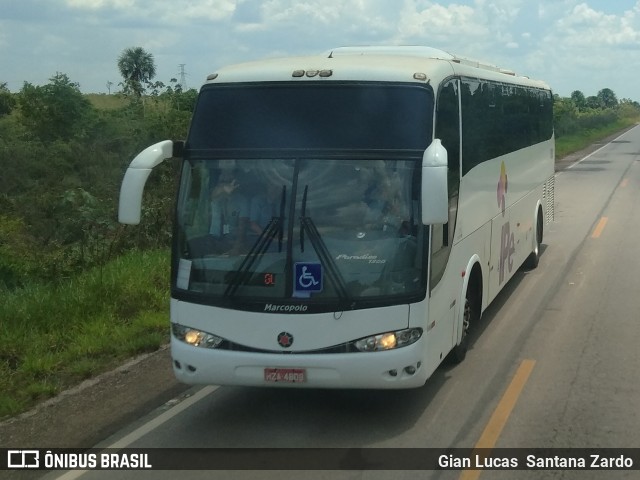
<box><xmin>3</xmin><ymin>126</ymin><xmax>640</xmax><ymax>480</ymax></box>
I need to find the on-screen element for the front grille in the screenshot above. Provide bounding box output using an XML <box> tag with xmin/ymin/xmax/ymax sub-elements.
<box><xmin>221</xmin><ymin>340</ymin><xmax>358</xmax><ymax>355</ymax></box>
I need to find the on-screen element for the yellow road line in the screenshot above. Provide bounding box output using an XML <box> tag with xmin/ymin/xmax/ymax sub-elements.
<box><xmin>459</xmin><ymin>359</ymin><xmax>536</xmax><ymax>480</ymax></box>
<box><xmin>591</xmin><ymin>217</ymin><xmax>608</xmax><ymax>239</ymax></box>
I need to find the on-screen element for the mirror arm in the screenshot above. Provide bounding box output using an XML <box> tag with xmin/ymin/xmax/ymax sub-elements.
<box><xmin>118</xmin><ymin>140</ymin><xmax>176</xmax><ymax>225</ymax></box>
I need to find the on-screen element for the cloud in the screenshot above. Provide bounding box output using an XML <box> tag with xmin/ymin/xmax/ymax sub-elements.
<box><xmin>66</xmin><ymin>0</ymin><xmax>135</xmax><ymax>8</ymax></box>
<box><xmin>521</xmin><ymin>1</ymin><xmax>640</xmax><ymax>97</ymax></box>
<box><xmin>387</xmin><ymin>0</ymin><xmax>544</xmax><ymax>61</ymax></box>
<box><xmin>65</xmin><ymin>0</ymin><xmax>237</xmax><ymax>23</ymax></box>
<box><xmin>247</xmin><ymin>0</ymin><xmax>395</xmax><ymax>39</ymax></box>
<box><xmin>554</xmin><ymin>3</ymin><xmax>640</xmax><ymax>48</ymax></box>
<box><xmin>3</xmin><ymin>0</ymin><xmax>640</xmax><ymax>100</ymax></box>
<box><xmin>476</xmin><ymin>0</ymin><xmax>523</xmax><ymax>23</ymax></box>
<box><xmin>261</xmin><ymin>0</ymin><xmax>345</xmax><ymax>25</ymax></box>
<box><xmin>233</xmin><ymin>0</ymin><xmax>262</xmax><ymax>24</ymax></box>
<box><xmin>396</xmin><ymin>1</ymin><xmax>489</xmax><ymax>44</ymax></box>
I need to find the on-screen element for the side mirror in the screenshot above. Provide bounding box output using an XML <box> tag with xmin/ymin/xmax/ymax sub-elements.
<box><xmin>118</xmin><ymin>140</ymin><xmax>178</xmax><ymax>225</ymax></box>
<box><xmin>421</xmin><ymin>139</ymin><xmax>449</xmax><ymax>225</ymax></box>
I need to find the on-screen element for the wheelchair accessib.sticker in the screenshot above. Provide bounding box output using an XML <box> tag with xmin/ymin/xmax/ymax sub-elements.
<box><xmin>293</xmin><ymin>262</ymin><xmax>323</xmax><ymax>298</ymax></box>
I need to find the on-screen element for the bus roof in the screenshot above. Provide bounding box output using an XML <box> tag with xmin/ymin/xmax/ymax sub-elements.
<box><xmin>204</xmin><ymin>46</ymin><xmax>551</xmax><ymax>91</ymax></box>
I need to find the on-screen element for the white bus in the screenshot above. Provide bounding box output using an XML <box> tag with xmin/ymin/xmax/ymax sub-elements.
<box><xmin>119</xmin><ymin>46</ymin><xmax>555</xmax><ymax>389</ymax></box>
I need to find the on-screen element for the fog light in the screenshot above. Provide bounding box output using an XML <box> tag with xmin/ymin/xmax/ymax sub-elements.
<box><xmin>404</xmin><ymin>366</ymin><xmax>416</xmax><ymax>375</ymax></box>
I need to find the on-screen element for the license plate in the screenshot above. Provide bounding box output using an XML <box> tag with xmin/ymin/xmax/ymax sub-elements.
<box><xmin>264</xmin><ymin>368</ymin><xmax>306</xmax><ymax>383</ymax></box>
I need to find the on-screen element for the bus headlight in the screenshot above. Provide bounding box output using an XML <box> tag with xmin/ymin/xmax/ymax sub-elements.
<box><xmin>354</xmin><ymin>328</ymin><xmax>423</xmax><ymax>352</ymax></box>
<box><xmin>172</xmin><ymin>323</ymin><xmax>224</xmax><ymax>349</ymax></box>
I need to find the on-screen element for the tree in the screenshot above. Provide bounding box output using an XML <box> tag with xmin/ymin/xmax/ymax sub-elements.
<box><xmin>552</xmin><ymin>96</ymin><xmax>578</xmax><ymax>137</ymax></box>
<box><xmin>585</xmin><ymin>96</ymin><xmax>601</xmax><ymax>109</ymax></box>
<box><xmin>18</xmin><ymin>73</ymin><xmax>93</xmax><ymax>141</ymax></box>
<box><xmin>117</xmin><ymin>47</ymin><xmax>156</xmax><ymax>98</ymax></box>
<box><xmin>620</xmin><ymin>98</ymin><xmax>640</xmax><ymax>109</ymax></box>
<box><xmin>0</xmin><ymin>82</ymin><xmax>16</xmax><ymax>116</ymax></box>
<box><xmin>570</xmin><ymin>90</ymin><xmax>586</xmax><ymax>111</ymax></box>
<box><xmin>597</xmin><ymin>88</ymin><xmax>618</xmax><ymax>109</ymax></box>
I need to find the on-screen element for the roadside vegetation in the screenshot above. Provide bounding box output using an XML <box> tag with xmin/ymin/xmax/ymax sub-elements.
<box><xmin>0</xmin><ymin>47</ymin><xmax>194</xmax><ymax>419</ymax></box>
<box><xmin>1</xmin><ymin>50</ymin><xmax>640</xmax><ymax>419</ymax></box>
<box><xmin>554</xmin><ymin>88</ymin><xmax>640</xmax><ymax>157</ymax></box>
<box><xmin>0</xmin><ymin>250</ymin><xmax>168</xmax><ymax>416</ymax></box>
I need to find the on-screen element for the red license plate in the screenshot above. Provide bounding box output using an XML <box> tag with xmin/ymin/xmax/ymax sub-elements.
<box><xmin>264</xmin><ymin>368</ymin><xmax>306</xmax><ymax>383</ymax></box>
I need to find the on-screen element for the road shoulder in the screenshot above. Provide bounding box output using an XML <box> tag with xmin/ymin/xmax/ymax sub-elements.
<box><xmin>0</xmin><ymin>346</ymin><xmax>188</xmax><ymax>449</ymax></box>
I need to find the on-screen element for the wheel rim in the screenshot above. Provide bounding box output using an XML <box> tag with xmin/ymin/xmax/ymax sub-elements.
<box><xmin>462</xmin><ymin>297</ymin><xmax>471</xmax><ymax>341</ymax></box>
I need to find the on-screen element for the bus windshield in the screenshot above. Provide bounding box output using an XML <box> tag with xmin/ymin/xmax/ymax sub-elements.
<box><xmin>175</xmin><ymin>158</ymin><xmax>426</xmax><ymax>312</ymax></box>
<box><xmin>173</xmin><ymin>82</ymin><xmax>433</xmax><ymax>312</ymax></box>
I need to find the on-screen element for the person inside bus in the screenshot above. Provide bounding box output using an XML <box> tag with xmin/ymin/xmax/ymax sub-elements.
<box><xmin>363</xmin><ymin>175</ymin><xmax>408</xmax><ymax>235</ymax></box>
<box><xmin>248</xmin><ymin>183</ymin><xmax>281</xmax><ymax>236</ymax></box>
<box><xmin>209</xmin><ymin>169</ymin><xmax>249</xmax><ymax>255</ymax></box>
<box><xmin>331</xmin><ymin>166</ymin><xmax>408</xmax><ymax>236</ymax></box>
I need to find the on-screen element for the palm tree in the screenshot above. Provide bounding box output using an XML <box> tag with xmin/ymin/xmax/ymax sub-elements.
<box><xmin>117</xmin><ymin>47</ymin><xmax>156</xmax><ymax>98</ymax></box>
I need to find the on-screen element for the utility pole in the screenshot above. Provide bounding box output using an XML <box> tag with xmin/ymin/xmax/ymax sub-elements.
<box><xmin>178</xmin><ymin>64</ymin><xmax>187</xmax><ymax>90</ymax></box>
<box><xmin>106</xmin><ymin>81</ymin><xmax>113</xmax><ymax>94</ymax></box>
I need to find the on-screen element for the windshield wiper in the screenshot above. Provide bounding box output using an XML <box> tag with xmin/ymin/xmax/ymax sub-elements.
<box><xmin>299</xmin><ymin>185</ymin><xmax>353</xmax><ymax>307</ymax></box>
<box><xmin>224</xmin><ymin>186</ymin><xmax>286</xmax><ymax>297</ymax></box>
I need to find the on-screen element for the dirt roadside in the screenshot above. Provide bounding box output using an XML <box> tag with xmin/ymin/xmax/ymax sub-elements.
<box><xmin>0</xmin><ymin>125</ymin><xmax>637</xmax><ymax>454</ymax></box>
<box><xmin>0</xmin><ymin>346</ymin><xmax>188</xmax><ymax>449</ymax></box>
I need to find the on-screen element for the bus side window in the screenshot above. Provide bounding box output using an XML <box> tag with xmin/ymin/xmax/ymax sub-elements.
<box><xmin>432</xmin><ymin>79</ymin><xmax>461</xmax><ymax>288</ymax></box>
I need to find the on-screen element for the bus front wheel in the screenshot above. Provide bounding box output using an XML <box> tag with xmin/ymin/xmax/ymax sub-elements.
<box><xmin>449</xmin><ymin>286</ymin><xmax>477</xmax><ymax>364</ymax></box>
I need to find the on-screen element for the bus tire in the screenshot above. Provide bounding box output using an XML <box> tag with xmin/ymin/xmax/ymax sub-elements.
<box><xmin>449</xmin><ymin>283</ymin><xmax>478</xmax><ymax>364</ymax></box>
<box><xmin>524</xmin><ymin>207</ymin><xmax>543</xmax><ymax>270</ymax></box>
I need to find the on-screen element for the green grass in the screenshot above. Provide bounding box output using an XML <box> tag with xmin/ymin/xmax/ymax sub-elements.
<box><xmin>555</xmin><ymin>117</ymin><xmax>639</xmax><ymax>159</ymax></box>
<box><xmin>0</xmin><ymin>249</ymin><xmax>170</xmax><ymax>419</ymax></box>
<box><xmin>85</xmin><ymin>93</ymin><xmax>182</xmax><ymax>112</ymax></box>
<box><xmin>86</xmin><ymin>93</ymin><xmax>129</xmax><ymax>110</ymax></box>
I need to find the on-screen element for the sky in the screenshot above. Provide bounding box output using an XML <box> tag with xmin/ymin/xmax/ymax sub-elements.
<box><xmin>2</xmin><ymin>0</ymin><xmax>640</xmax><ymax>100</ymax></box>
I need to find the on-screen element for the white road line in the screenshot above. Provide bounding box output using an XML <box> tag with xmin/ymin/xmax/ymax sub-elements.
<box><xmin>559</xmin><ymin>124</ymin><xmax>640</xmax><ymax>175</ymax></box>
<box><xmin>107</xmin><ymin>385</ymin><xmax>218</xmax><ymax>449</ymax></box>
<box><xmin>54</xmin><ymin>385</ymin><xmax>218</xmax><ymax>480</ymax></box>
